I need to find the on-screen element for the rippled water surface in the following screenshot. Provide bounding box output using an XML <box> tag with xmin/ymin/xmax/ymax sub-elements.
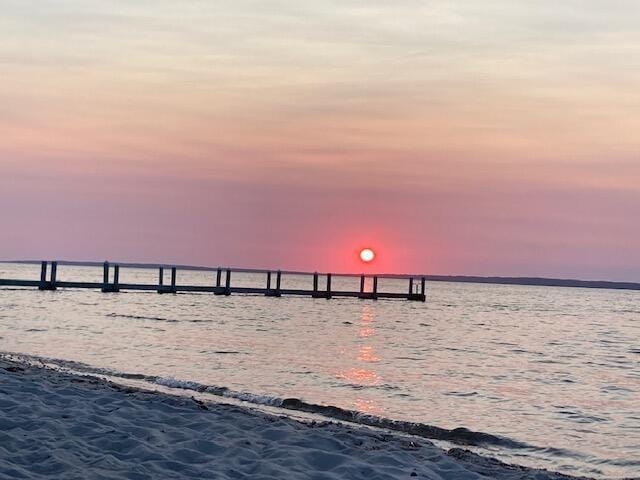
<box><xmin>1</xmin><ymin>263</ymin><xmax>639</xmax><ymax>478</ymax></box>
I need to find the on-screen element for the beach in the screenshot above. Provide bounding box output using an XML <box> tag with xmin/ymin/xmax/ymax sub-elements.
<box><xmin>0</xmin><ymin>357</ymin><xmax>594</xmax><ymax>480</ymax></box>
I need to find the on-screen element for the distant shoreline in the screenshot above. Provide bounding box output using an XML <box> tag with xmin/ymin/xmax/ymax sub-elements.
<box><xmin>422</xmin><ymin>275</ymin><xmax>640</xmax><ymax>291</ymax></box>
<box><xmin>2</xmin><ymin>259</ymin><xmax>639</xmax><ymax>292</ymax></box>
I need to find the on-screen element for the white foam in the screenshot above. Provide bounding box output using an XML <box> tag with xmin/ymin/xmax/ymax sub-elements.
<box><xmin>221</xmin><ymin>390</ymin><xmax>284</xmax><ymax>407</ymax></box>
<box><xmin>155</xmin><ymin>376</ymin><xmax>202</xmax><ymax>391</ymax></box>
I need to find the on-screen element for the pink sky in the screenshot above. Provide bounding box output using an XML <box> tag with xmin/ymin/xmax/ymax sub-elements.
<box><xmin>1</xmin><ymin>1</ymin><xmax>639</xmax><ymax>280</ymax></box>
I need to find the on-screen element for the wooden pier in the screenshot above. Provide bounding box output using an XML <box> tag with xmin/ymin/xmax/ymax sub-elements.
<box><xmin>0</xmin><ymin>261</ymin><xmax>427</xmax><ymax>302</ymax></box>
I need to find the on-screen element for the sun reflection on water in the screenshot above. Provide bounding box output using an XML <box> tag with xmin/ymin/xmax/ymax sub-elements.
<box><xmin>357</xmin><ymin>345</ymin><xmax>380</xmax><ymax>363</ymax></box>
<box><xmin>335</xmin><ymin>305</ymin><xmax>382</xmax><ymax>415</ymax></box>
<box><xmin>354</xmin><ymin>398</ymin><xmax>382</xmax><ymax>416</ymax></box>
<box><xmin>335</xmin><ymin>368</ymin><xmax>380</xmax><ymax>385</ymax></box>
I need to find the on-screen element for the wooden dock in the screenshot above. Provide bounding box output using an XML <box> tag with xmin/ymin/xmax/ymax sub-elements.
<box><xmin>0</xmin><ymin>261</ymin><xmax>427</xmax><ymax>302</ymax></box>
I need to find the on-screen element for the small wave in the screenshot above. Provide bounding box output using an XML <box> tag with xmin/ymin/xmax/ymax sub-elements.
<box><xmin>445</xmin><ymin>391</ymin><xmax>478</xmax><ymax>397</ymax></box>
<box><xmin>156</xmin><ymin>377</ymin><xmax>205</xmax><ymax>391</ymax></box>
<box><xmin>335</xmin><ymin>382</ymin><xmax>399</xmax><ymax>392</ymax></box>
<box><xmin>601</xmin><ymin>385</ymin><xmax>632</xmax><ymax>393</ymax></box>
<box><xmin>555</xmin><ymin>407</ymin><xmax>609</xmax><ymax>424</ymax></box>
<box><xmin>106</xmin><ymin>313</ymin><xmax>178</xmax><ymax>323</ymax></box>
<box><xmin>106</xmin><ymin>313</ymin><xmax>210</xmax><ymax>324</ymax></box>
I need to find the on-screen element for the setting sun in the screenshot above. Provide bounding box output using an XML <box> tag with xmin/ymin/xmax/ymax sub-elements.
<box><xmin>359</xmin><ymin>248</ymin><xmax>375</xmax><ymax>263</ymax></box>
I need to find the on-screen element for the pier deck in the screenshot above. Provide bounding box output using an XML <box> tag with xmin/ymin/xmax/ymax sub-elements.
<box><xmin>0</xmin><ymin>261</ymin><xmax>427</xmax><ymax>302</ymax></box>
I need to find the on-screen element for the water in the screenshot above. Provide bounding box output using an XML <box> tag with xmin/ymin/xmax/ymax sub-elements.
<box><xmin>1</xmin><ymin>263</ymin><xmax>638</xmax><ymax>478</ymax></box>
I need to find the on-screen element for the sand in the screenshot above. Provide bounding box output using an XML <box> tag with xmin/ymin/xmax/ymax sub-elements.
<box><xmin>0</xmin><ymin>358</ymin><xmax>592</xmax><ymax>480</ymax></box>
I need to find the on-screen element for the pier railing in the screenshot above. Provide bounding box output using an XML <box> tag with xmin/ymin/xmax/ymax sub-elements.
<box><xmin>0</xmin><ymin>261</ymin><xmax>427</xmax><ymax>302</ymax></box>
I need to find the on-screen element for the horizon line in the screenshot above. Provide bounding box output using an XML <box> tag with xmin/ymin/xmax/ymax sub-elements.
<box><xmin>1</xmin><ymin>259</ymin><xmax>639</xmax><ymax>291</ymax></box>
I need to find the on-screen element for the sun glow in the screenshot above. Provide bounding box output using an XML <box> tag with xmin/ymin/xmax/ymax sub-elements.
<box><xmin>359</xmin><ymin>248</ymin><xmax>375</xmax><ymax>263</ymax></box>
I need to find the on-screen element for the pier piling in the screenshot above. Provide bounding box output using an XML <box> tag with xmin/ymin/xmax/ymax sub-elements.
<box><xmin>113</xmin><ymin>265</ymin><xmax>120</xmax><ymax>292</ymax></box>
<box><xmin>407</xmin><ymin>276</ymin><xmax>426</xmax><ymax>301</ymax></box>
<box><xmin>50</xmin><ymin>261</ymin><xmax>58</xmax><ymax>290</ymax></box>
<box><xmin>101</xmin><ymin>261</ymin><xmax>119</xmax><ymax>293</ymax></box>
<box><xmin>38</xmin><ymin>261</ymin><xmax>47</xmax><ymax>290</ymax></box>
<box><xmin>214</xmin><ymin>268</ymin><xmax>230</xmax><ymax>295</ymax></box>
<box><xmin>157</xmin><ymin>266</ymin><xmax>165</xmax><ymax>294</ymax></box>
<box><xmin>101</xmin><ymin>262</ymin><xmax>111</xmax><ymax>292</ymax></box>
<box><xmin>265</xmin><ymin>270</ymin><xmax>282</xmax><ymax>297</ymax></box>
<box><xmin>38</xmin><ymin>261</ymin><xmax>55</xmax><ymax>291</ymax></box>
<box><xmin>170</xmin><ymin>267</ymin><xmax>177</xmax><ymax>294</ymax></box>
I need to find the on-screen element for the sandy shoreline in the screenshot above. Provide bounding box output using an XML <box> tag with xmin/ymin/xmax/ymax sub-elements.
<box><xmin>0</xmin><ymin>358</ymin><xmax>597</xmax><ymax>480</ymax></box>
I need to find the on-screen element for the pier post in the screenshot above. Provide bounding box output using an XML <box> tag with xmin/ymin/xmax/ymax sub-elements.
<box><xmin>113</xmin><ymin>265</ymin><xmax>120</xmax><ymax>292</ymax></box>
<box><xmin>40</xmin><ymin>261</ymin><xmax>47</xmax><ymax>283</ymax></box>
<box><xmin>101</xmin><ymin>261</ymin><xmax>110</xmax><ymax>292</ymax></box>
<box><xmin>225</xmin><ymin>269</ymin><xmax>231</xmax><ymax>295</ymax></box>
<box><xmin>265</xmin><ymin>270</ymin><xmax>281</xmax><ymax>297</ymax></box>
<box><xmin>50</xmin><ymin>261</ymin><xmax>58</xmax><ymax>290</ymax></box>
<box><xmin>170</xmin><ymin>267</ymin><xmax>177</xmax><ymax>293</ymax></box>
<box><xmin>373</xmin><ymin>276</ymin><xmax>378</xmax><ymax>300</ymax></box>
<box><xmin>409</xmin><ymin>277</ymin><xmax>413</xmax><ymax>295</ymax></box>
<box><xmin>360</xmin><ymin>275</ymin><xmax>365</xmax><ymax>294</ymax></box>
<box><xmin>312</xmin><ymin>272</ymin><xmax>323</xmax><ymax>298</ymax></box>
<box><xmin>326</xmin><ymin>273</ymin><xmax>332</xmax><ymax>299</ymax></box>
<box><xmin>38</xmin><ymin>261</ymin><xmax>49</xmax><ymax>290</ymax></box>
<box><xmin>157</xmin><ymin>266</ymin><xmax>165</xmax><ymax>294</ymax></box>
<box><xmin>421</xmin><ymin>277</ymin><xmax>426</xmax><ymax>301</ymax></box>
<box><xmin>216</xmin><ymin>268</ymin><xmax>222</xmax><ymax>287</ymax></box>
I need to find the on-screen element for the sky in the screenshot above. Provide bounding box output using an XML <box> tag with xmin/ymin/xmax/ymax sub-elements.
<box><xmin>1</xmin><ymin>1</ymin><xmax>640</xmax><ymax>280</ymax></box>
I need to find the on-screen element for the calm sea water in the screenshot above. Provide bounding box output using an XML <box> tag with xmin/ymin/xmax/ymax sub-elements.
<box><xmin>0</xmin><ymin>263</ymin><xmax>638</xmax><ymax>478</ymax></box>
